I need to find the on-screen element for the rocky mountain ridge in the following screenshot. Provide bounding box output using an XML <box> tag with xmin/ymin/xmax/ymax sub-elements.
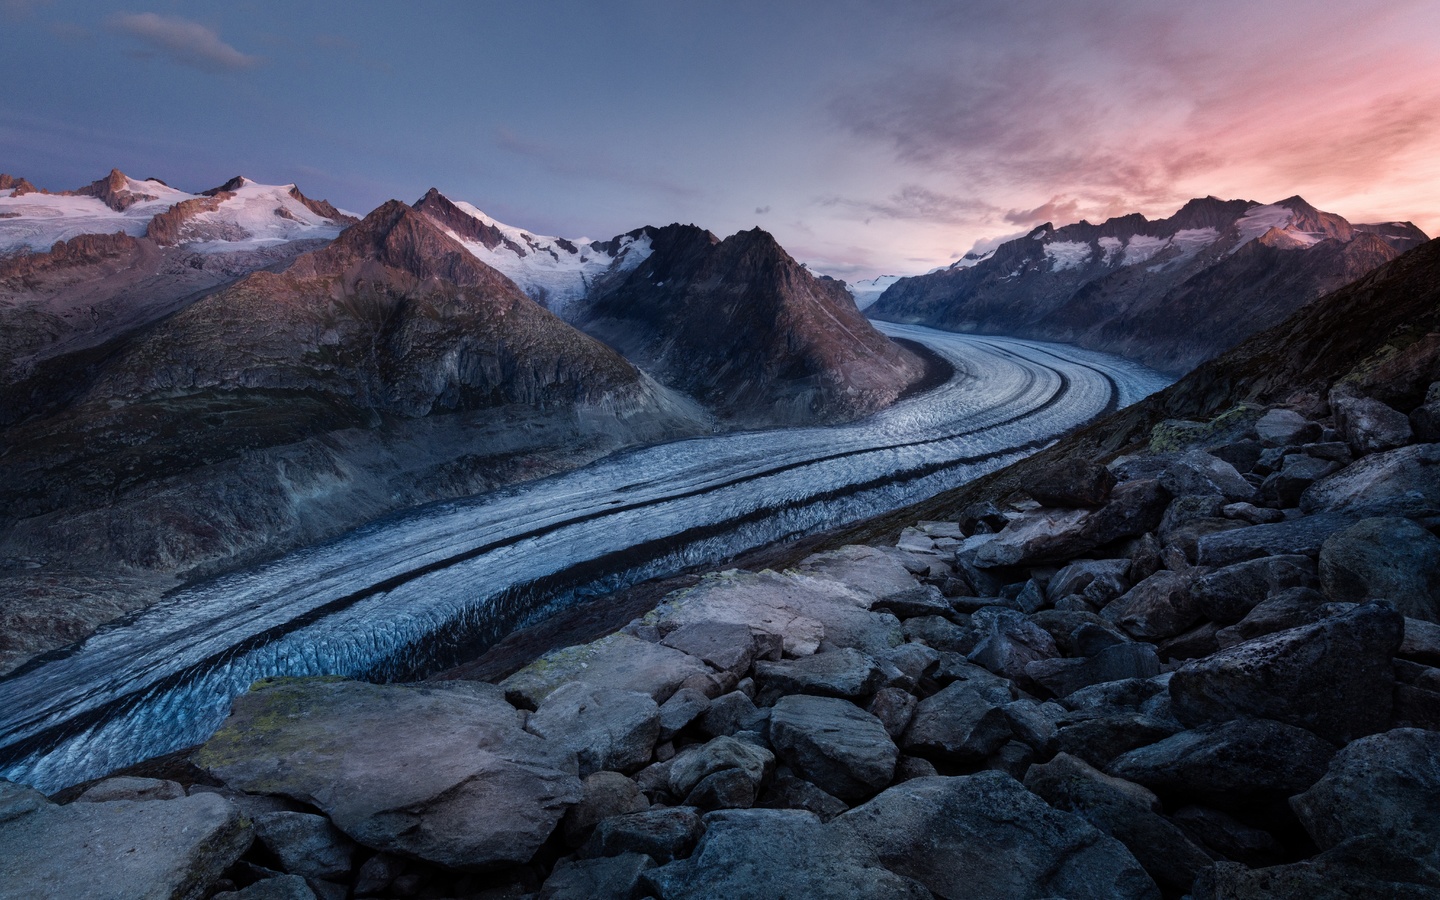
<box><xmin>870</xmin><ymin>196</ymin><xmax>1429</xmax><ymax>374</ymax></box>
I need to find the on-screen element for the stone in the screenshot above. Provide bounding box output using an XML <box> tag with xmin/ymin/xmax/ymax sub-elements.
<box><xmin>1160</xmin><ymin>621</ymin><xmax>1221</xmax><ymax>660</ymax></box>
<box><xmin>195</xmin><ymin>679</ymin><xmax>580</xmax><ymax>870</ymax></box>
<box><xmin>647</xmin><ymin>568</ymin><xmax>903</xmax><ymax>657</ymax></box>
<box><xmin>581</xmin><ymin>807</ymin><xmax>702</xmax><ymax>863</ymax></box>
<box><xmin>1291</xmin><ymin>727</ymin><xmax>1440</xmax><ymax>851</ymax></box>
<box><xmin>877</xmin><ymin>642</ymin><xmax>939</xmax><ymax>684</ymax></box>
<box><xmin>1159</xmin><ymin>494</ymin><xmax>1227</xmax><ymax>545</ymax></box>
<box><xmin>501</xmin><ymin>633</ymin><xmax>710</xmax><ymax>708</ymax></box>
<box><xmin>1319</xmin><ymin>517</ymin><xmax>1440</xmax><ymax>622</ymax></box>
<box><xmin>1301</xmin><ymin>443</ymin><xmax>1440</xmax><ymax>516</ymax></box>
<box><xmin>561</xmin><ymin>771</ymin><xmax>650</xmax><ymax>846</ymax></box>
<box><xmin>251</xmin><ymin>811</ymin><xmax>354</xmax><ymax>881</ymax></box>
<box><xmin>757</xmin><ymin>774</ymin><xmax>849</xmax><ymax>821</ymax></box>
<box><xmin>1333</xmin><ymin>394</ymin><xmax>1413</xmax><ymax>455</ymax></box>
<box><xmin>870</xmin><ymin>584</ymin><xmax>954</xmax><ymax>620</ymax></box>
<box><xmin>792</xmin><ymin>544</ymin><xmax>927</xmax><ymax>608</ymax></box>
<box><xmin>1060</xmin><ymin>676</ymin><xmax>1167</xmax><ymax>714</ymax></box>
<box><xmin>1401</xmin><ymin>618</ymin><xmax>1440</xmax><ymax>664</ymax></box>
<box><xmin>657</xmin><ymin>687</ymin><xmax>711</xmax><ymax>741</ymax></box>
<box><xmin>1053</xmin><ymin>710</ymin><xmax>1182</xmax><ymax>769</ymax></box>
<box><xmin>1030</xmin><ymin>609</ymin><xmax>1126</xmax><ymax>655</ymax></box>
<box><xmin>1025</xmin><ymin>753</ymin><xmax>1215</xmax><ymax>893</ymax></box>
<box><xmin>696</xmin><ymin>690</ymin><xmax>764</xmax><ymax>738</ymax></box>
<box><xmin>668</xmin><ymin>736</ymin><xmax>773</xmax><ymax>801</ymax></box>
<box><xmin>1211</xmin><ymin>438</ymin><xmax>1265</xmax><ymax>472</ymax></box>
<box><xmin>1171</xmin><ymin>805</ymin><xmax>1283</xmax><ymax>866</ymax></box>
<box><xmin>660</xmin><ymin>622</ymin><xmax>757</xmax><ymax>676</ymax></box>
<box><xmin>1028</xmin><ymin>457</ymin><xmax>1117</xmax><ymax>508</ymax></box>
<box><xmin>1049</xmin><ymin>559</ymin><xmax>1132</xmax><ymax>603</ymax></box>
<box><xmin>1169</xmin><ymin>602</ymin><xmax>1404</xmax><ymax>743</ymax></box>
<box><xmin>966</xmin><ymin>607</ymin><xmax>1059</xmax><ymax>681</ymax></box>
<box><xmin>901</xmin><ymin>614</ymin><xmax>974</xmax><ymax>653</ymax></box>
<box><xmin>1101</xmin><ymin>570</ymin><xmax>1203</xmax><ymax>641</ymax></box>
<box><xmin>1194</xmin><ymin>513</ymin><xmax>1360</xmax><ymax>567</ymax></box>
<box><xmin>644</xmin><ymin>809</ymin><xmax>931</xmax><ymax>899</ymax></box>
<box><xmin>902</xmin><ymin>681</ymin><xmax>1013</xmax><ymax>763</ymax></box>
<box><xmin>1025</xmin><ymin>643</ymin><xmax>1161</xmax><ymax>699</ymax></box>
<box><xmin>769</xmin><ymin>694</ymin><xmax>898</xmax><ymax>801</ymax></box>
<box><xmin>1073</xmin><ymin>621</ymin><xmax>1128</xmax><ymax>656</ymax></box>
<box><xmin>1191</xmin><ymin>554</ymin><xmax>1318</xmax><ymax>624</ymax></box>
<box><xmin>75</xmin><ymin>776</ymin><xmax>187</xmax><ymax>803</ymax></box>
<box><xmin>1215</xmin><ymin>588</ymin><xmax>1327</xmax><ymax>647</ymax></box>
<box><xmin>526</xmin><ymin>682</ymin><xmax>661</xmax><ymax>776</ymax></box>
<box><xmin>1256</xmin><ymin>408</ymin><xmax>1323</xmax><ymax>447</ymax></box>
<box><xmin>0</xmin><ymin>783</ymin><xmax>252</xmax><ymax>900</ymax></box>
<box><xmin>214</xmin><ymin>876</ymin><xmax>316</xmax><ymax>900</ymax></box>
<box><xmin>1002</xmin><ymin>699</ymin><xmax>1063</xmax><ymax>753</ymax></box>
<box><xmin>928</xmin><ymin>653</ymin><xmax>1018</xmax><ymax>700</ymax></box>
<box><xmin>833</xmin><ymin>773</ymin><xmax>1159</xmax><ymax>900</ymax></box>
<box><xmin>1261</xmin><ymin>455</ymin><xmax>1343</xmax><ymax>507</ymax></box>
<box><xmin>539</xmin><ymin>853</ymin><xmax>654</xmax><ymax>900</ymax></box>
<box><xmin>867</xmin><ymin>686</ymin><xmax>917</xmax><ymax>738</ymax></box>
<box><xmin>1192</xmin><ymin>832</ymin><xmax>1440</xmax><ymax>899</ymax></box>
<box><xmin>1128</xmin><ymin>532</ymin><xmax>1165</xmax><ymax>583</ymax></box>
<box><xmin>1223</xmin><ymin>501</ymin><xmax>1286</xmax><ymax>524</ymax></box>
<box><xmin>973</xmin><ymin>479</ymin><xmax>1169</xmax><ymax>567</ymax></box>
<box><xmin>1108</xmin><ymin>719</ymin><xmax>1335</xmax><ymax>803</ymax></box>
<box><xmin>753</xmin><ymin>647</ymin><xmax>883</xmax><ymax>699</ymax></box>
<box><xmin>1162</xmin><ymin>449</ymin><xmax>1255</xmax><ymax>502</ymax></box>
<box><xmin>684</xmin><ymin>768</ymin><xmax>760</xmax><ymax>810</ymax></box>
<box><xmin>894</xmin><ymin>756</ymin><xmax>938</xmax><ymax>781</ymax></box>
<box><xmin>896</xmin><ymin>527</ymin><xmax>935</xmax><ymax>553</ymax></box>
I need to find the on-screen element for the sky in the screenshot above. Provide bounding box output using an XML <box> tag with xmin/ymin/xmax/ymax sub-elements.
<box><xmin>3</xmin><ymin>0</ymin><xmax>1440</xmax><ymax>281</ymax></box>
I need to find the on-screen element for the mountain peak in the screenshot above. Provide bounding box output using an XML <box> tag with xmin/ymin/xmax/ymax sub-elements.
<box><xmin>295</xmin><ymin>199</ymin><xmax>505</xmax><ymax>289</ymax></box>
<box><xmin>203</xmin><ymin>176</ymin><xmax>251</xmax><ymax>196</ymax></box>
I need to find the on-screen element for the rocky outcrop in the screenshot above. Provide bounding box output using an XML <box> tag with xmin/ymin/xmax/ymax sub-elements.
<box><xmin>144</xmin><ymin>193</ymin><xmax>233</xmax><ymax>245</ymax></box>
<box><xmin>69</xmin><ymin>168</ymin><xmax>165</xmax><ymax>211</ymax></box>
<box><xmin>582</xmin><ymin>224</ymin><xmax>927</xmax><ymax>424</ymax></box>
<box><xmin>870</xmin><ymin>196</ymin><xmax>1428</xmax><ymax>374</ymax></box>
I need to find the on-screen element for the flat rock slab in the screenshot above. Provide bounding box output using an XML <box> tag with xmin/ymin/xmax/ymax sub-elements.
<box><xmin>1108</xmin><ymin>719</ymin><xmax>1335</xmax><ymax>802</ymax></box>
<box><xmin>0</xmin><ymin>781</ymin><xmax>252</xmax><ymax>900</ymax></box>
<box><xmin>769</xmin><ymin>694</ymin><xmax>898</xmax><ymax>802</ymax></box>
<box><xmin>645</xmin><ymin>569</ymin><xmax>902</xmax><ymax>657</ymax></box>
<box><xmin>754</xmin><ymin>647</ymin><xmax>883</xmax><ymax>698</ymax></box>
<box><xmin>789</xmin><ymin>544</ymin><xmax>924</xmax><ymax>607</ymax></box>
<box><xmin>195</xmin><ymin>678</ymin><xmax>581</xmax><ymax>870</ymax></box>
<box><xmin>501</xmin><ymin>632</ymin><xmax>710</xmax><ymax>709</ymax></box>
<box><xmin>1195</xmin><ymin>514</ymin><xmax>1359</xmax><ymax>567</ymax></box>
<box><xmin>1301</xmin><ymin>443</ymin><xmax>1440</xmax><ymax>515</ymax></box>
<box><xmin>833</xmin><ymin>773</ymin><xmax>1159</xmax><ymax>900</ymax></box>
<box><xmin>526</xmin><ymin>682</ymin><xmax>660</xmax><ymax>776</ymax></box>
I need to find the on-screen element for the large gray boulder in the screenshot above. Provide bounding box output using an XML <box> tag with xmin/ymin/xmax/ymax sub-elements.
<box><xmin>667</xmin><ymin>736</ymin><xmax>774</xmax><ymax>808</ymax></box>
<box><xmin>1301</xmin><ymin>443</ymin><xmax>1440</xmax><ymax>516</ymax></box>
<box><xmin>1256</xmin><ymin>408</ymin><xmax>1322</xmax><ymax>447</ymax></box>
<box><xmin>833</xmin><ymin>773</ymin><xmax>1159</xmax><ymax>900</ymax></box>
<box><xmin>1194</xmin><ymin>513</ymin><xmax>1359</xmax><ymax>567</ymax></box>
<box><xmin>753</xmin><ymin>647</ymin><xmax>883</xmax><ymax>699</ymax></box>
<box><xmin>769</xmin><ymin>694</ymin><xmax>898</xmax><ymax>801</ymax></box>
<box><xmin>902</xmin><ymin>681</ymin><xmax>1013</xmax><ymax>763</ymax></box>
<box><xmin>500</xmin><ymin>632</ymin><xmax>710</xmax><ymax>708</ymax></box>
<box><xmin>1191</xmin><ymin>555</ymin><xmax>1317</xmax><ymax>624</ymax></box>
<box><xmin>1319</xmin><ymin>517</ymin><xmax>1440</xmax><ymax>623</ymax></box>
<box><xmin>660</xmin><ymin>622</ymin><xmax>758</xmax><ymax>675</ymax></box>
<box><xmin>1168</xmin><ymin>602</ymin><xmax>1403</xmax><ymax>743</ymax></box>
<box><xmin>1193</xmin><ymin>832</ymin><xmax>1440</xmax><ymax>899</ymax></box>
<box><xmin>1025</xmin><ymin>753</ymin><xmax>1215</xmax><ymax>893</ymax></box>
<box><xmin>525</xmin><ymin>682</ymin><xmax>661</xmax><ymax>776</ymax></box>
<box><xmin>539</xmin><ymin>853</ymin><xmax>655</xmax><ymax>900</ymax></box>
<box><xmin>1333</xmin><ymin>394</ymin><xmax>1413</xmax><ymax>455</ymax></box>
<box><xmin>1291</xmin><ymin>728</ymin><xmax>1440</xmax><ymax>851</ymax></box>
<box><xmin>250</xmin><ymin>810</ymin><xmax>355</xmax><ymax>881</ymax></box>
<box><xmin>967</xmin><ymin>606</ymin><xmax>1059</xmax><ymax>680</ymax></box>
<box><xmin>0</xmin><ymin>780</ymin><xmax>252</xmax><ymax>900</ymax></box>
<box><xmin>973</xmin><ymin>479</ymin><xmax>1168</xmax><ymax>567</ymax></box>
<box><xmin>195</xmin><ymin>678</ymin><xmax>581</xmax><ymax>870</ymax></box>
<box><xmin>1101</xmin><ymin>570</ymin><xmax>1203</xmax><ymax>641</ymax></box>
<box><xmin>581</xmin><ymin>807</ymin><xmax>702</xmax><ymax>863</ymax></box>
<box><xmin>1169</xmin><ymin>599</ymin><xmax>1393</xmax><ymax>743</ymax></box>
<box><xmin>645</xmin><ymin>808</ymin><xmax>930</xmax><ymax>899</ymax></box>
<box><xmin>75</xmin><ymin>776</ymin><xmax>187</xmax><ymax>804</ymax></box>
<box><xmin>1107</xmin><ymin>719</ymin><xmax>1335</xmax><ymax>802</ymax></box>
<box><xmin>1162</xmin><ymin>449</ymin><xmax>1256</xmax><ymax>502</ymax></box>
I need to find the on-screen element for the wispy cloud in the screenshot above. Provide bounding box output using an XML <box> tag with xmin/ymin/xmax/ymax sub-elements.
<box><xmin>107</xmin><ymin>12</ymin><xmax>259</xmax><ymax>73</ymax></box>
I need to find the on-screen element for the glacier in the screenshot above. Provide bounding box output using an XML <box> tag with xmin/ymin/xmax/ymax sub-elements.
<box><xmin>0</xmin><ymin>325</ymin><xmax>1171</xmax><ymax>792</ymax></box>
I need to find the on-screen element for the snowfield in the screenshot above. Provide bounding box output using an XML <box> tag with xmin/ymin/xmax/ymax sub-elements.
<box><xmin>0</xmin><ymin>325</ymin><xmax>1171</xmax><ymax>792</ymax></box>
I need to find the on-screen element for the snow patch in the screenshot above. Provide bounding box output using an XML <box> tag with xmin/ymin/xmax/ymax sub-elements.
<box><xmin>1043</xmin><ymin>240</ymin><xmax>1092</xmax><ymax>272</ymax></box>
<box><xmin>847</xmin><ymin>275</ymin><xmax>901</xmax><ymax>309</ymax></box>
<box><xmin>1121</xmin><ymin>234</ymin><xmax>1167</xmax><ymax>266</ymax></box>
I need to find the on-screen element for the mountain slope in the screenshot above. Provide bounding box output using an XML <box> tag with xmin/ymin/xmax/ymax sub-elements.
<box><xmin>581</xmin><ymin>224</ymin><xmax>928</xmax><ymax>424</ymax></box>
<box><xmin>870</xmin><ymin>196</ymin><xmax>1428</xmax><ymax>374</ymax></box>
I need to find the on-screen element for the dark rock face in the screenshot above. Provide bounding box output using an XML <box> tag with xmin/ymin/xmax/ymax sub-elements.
<box><xmin>580</xmin><ymin>224</ymin><xmax>926</xmax><ymax>424</ymax></box>
<box><xmin>768</xmin><ymin>695</ymin><xmax>898</xmax><ymax>801</ymax></box>
<box><xmin>870</xmin><ymin>195</ymin><xmax>1425</xmax><ymax>374</ymax></box>
<box><xmin>1168</xmin><ymin>602</ymin><xmax>1403</xmax><ymax>743</ymax></box>
<box><xmin>1290</xmin><ymin>728</ymin><xmax>1440</xmax><ymax>851</ymax></box>
<box><xmin>1107</xmin><ymin>719</ymin><xmax>1336</xmax><ymax>802</ymax></box>
<box><xmin>1318</xmin><ymin>517</ymin><xmax>1440</xmax><ymax>622</ymax></box>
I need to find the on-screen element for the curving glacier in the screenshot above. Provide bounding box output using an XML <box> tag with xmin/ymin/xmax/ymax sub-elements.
<box><xmin>0</xmin><ymin>325</ymin><xmax>1170</xmax><ymax>792</ymax></box>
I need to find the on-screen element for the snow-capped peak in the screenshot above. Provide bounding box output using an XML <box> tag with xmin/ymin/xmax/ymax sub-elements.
<box><xmin>846</xmin><ymin>274</ymin><xmax>902</xmax><ymax>309</ymax></box>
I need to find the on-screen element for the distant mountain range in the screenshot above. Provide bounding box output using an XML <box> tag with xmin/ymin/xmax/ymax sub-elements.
<box><xmin>869</xmin><ymin>196</ymin><xmax>1428</xmax><ymax>373</ymax></box>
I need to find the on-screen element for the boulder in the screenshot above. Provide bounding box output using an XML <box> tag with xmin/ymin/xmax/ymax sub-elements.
<box><xmin>1049</xmin><ymin>559</ymin><xmax>1132</xmax><ymax>604</ymax></box>
<box><xmin>757</xmin><ymin>774</ymin><xmax>849</xmax><ymax>822</ymax></box>
<box><xmin>870</xmin><ymin>584</ymin><xmax>955</xmax><ymax>620</ymax></box>
<box><xmin>966</xmin><ymin>607</ymin><xmax>1059</xmax><ymax>680</ymax></box>
<box><xmin>1291</xmin><ymin>728</ymin><xmax>1440</xmax><ymax>851</ymax></box>
<box><xmin>791</xmin><ymin>544</ymin><xmax>926</xmax><ymax>608</ymax></box>
<box><xmin>1191</xmin><ymin>555</ymin><xmax>1317</xmax><ymax>624</ymax></box>
<box><xmin>195</xmin><ymin>679</ymin><xmax>581</xmax><ymax>870</ymax></box>
<box><xmin>668</xmin><ymin>737</ymin><xmax>774</xmax><ymax>806</ymax></box>
<box><xmin>867</xmin><ymin>686</ymin><xmax>918</xmax><ymax>738</ymax></box>
<box><xmin>1025</xmin><ymin>753</ymin><xmax>1215</xmax><ymax>893</ymax></box>
<box><xmin>75</xmin><ymin>776</ymin><xmax>187</xmax><ymax>803</ymax></box>
<box><xmin>753</xmin><ymin>647</ymin><xmax>883</xmax><ymax>699</ymax></box>
<box><xmin>1026</xmin><ymin>644</ymin><xmax>1161</xmax><ymax>699</ymax></box>
<box><xmin>1193</xmin><ymin>832</ymin><xmax>1440</xmax><ymax>899</ymax></box>
<box><xmin>1261</xmin><ymin>455</ymin><xmax>1342</xmax><ymax>507</ymax></box>
<box><xmin>1162</xmin><ymin>449</ymin><xmax>1256</xmax><ymax>502</ymax></box>
<box><xmin>902</xmin><ymin>681</ymin><xmax>1013</xmax><ymax>764</ymax></box>
<box><xmin>696</xmin><ymin>690</ymin><xmax>765</xmax><ymax>738</ymax></box>
<box><xmin>1319</xmin><ymin>517</ymin><xmax>1440</xmax><ymax>623</ymax></box>
<box><xmin>500</xmin><ymin>632</ymin><xmax>710</xmax><ymax>708</ymax></box>
<box><xmin>1223</xmin><ymin>501</ymin><xmax>1286</xmax><ymax>525</ymax></box>
<box><xmin>660</xmin><ymin>622</ymin><xmax>757</xmax><ymax>676</ymax></box>
<box><xmin>1401</xmin><ymin>618</ymin><xmax>1440</xmax><ymax>665</ymax></box>
<box><xmin>1214</xmin><ymin>588</ymin><xmax>1327</xmax><ymax>647</ymax></box>
<box><xmin>581</xmin><ymin>807</ymin><xmax>703</xmax><ymax>863</ymax></box>
<box><xmin>1053</xmin><ymin>710</ymin><xmax>1182</xmax><ymax>769</ymax></box>
<box><xmin>214</xmin><ymin>876</ymin><xmax>316</xmax><ymax>900</ymax></box>
<box><xmin>645</xmin><ymin>808</ymin><xmax>931</xmax><ymax>899</ymax></box>
<box><xmin>1101</xmin><ymin>570</ymin><xmax>1203</xmax><ymax>641</ymax></box>
<box><xmin>250</xmin><ymin>811</ymin><xmax>355</xmax><ymax>881</ymax></box>
<box><xmin>1301</xmin><ymin>443</ymin><xmax>1440</xmax><ymax>516</ymax></box>
<box><xmin>1168</xmin><ymin>602</ymin><xmax>1403</xmax><ymax>743</ymax></box>
<box><xmin>1194</xmin><ymin>513</ymin><xmax>1359</xmax><ymax>567</ymax></box>
<box><xmin>1171</xmin><ymin>804</ymin><xmax>1284</xmax><ymax>866</ymax></box>
<box><xmin>901</xmin><ymin>614</ymin><xmax>975</xmax><ymax>652</ymax></box>
<box><xmin>657</xmin><ymin>687</ymin><xmax>711</xmax><ymax>741</ymax></box>
<box><xmin>1256</xmin><ymin>408</ymin><xmax>1322</xmax><ymax>447</ymax></box>
<box><xmin>1107</xmin><ymin>719</ymin><xmax>1335</xmax><ymax>803</ymax></box>
<box><xmin>769</xmin><ymin>695</ymin><xmax>898</xmax><ymax>802</ymax></box>
<box><xmin>561</xmin><ymin>771</ymin><xmax>650</xmax><ymax>846</ymax></box>
<box><xmin>833</xmin><ymin>773</ymin><xmax>1159</xmax><ymax>900</ymax></box>
<box><xmin>0</xmin><ymin>782</ymin><xmax>252</xmax><ymax>900</ymax></box>
<box><xmin>973</xmin><ymin>479</ymin><xmax>1168</xmax><ymax>567</ymax></box>
<box><xmin>1027</xmin><ymin>457</ymin><xmax>1117</xmax><ymax>508</ymax></box>
<box><xmin>1333</xmin><ymin>394</ymin><xmax>1413</xmax><ymax>455</ymax></box>
<box><xmin>526</xmin><ymin>682</ymin><xmax>661</xmax><ymax>776</ymax></box>
<box><xmin>539</xmin><ymin>853</ymin><xmax>654</xmax><ymax>900</ymax></box>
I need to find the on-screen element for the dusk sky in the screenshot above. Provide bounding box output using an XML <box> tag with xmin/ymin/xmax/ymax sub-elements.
<box><xmin>4</xmin><ymin>0</ymin><xmax>1439</xmax><ymax>280</ymax></box>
